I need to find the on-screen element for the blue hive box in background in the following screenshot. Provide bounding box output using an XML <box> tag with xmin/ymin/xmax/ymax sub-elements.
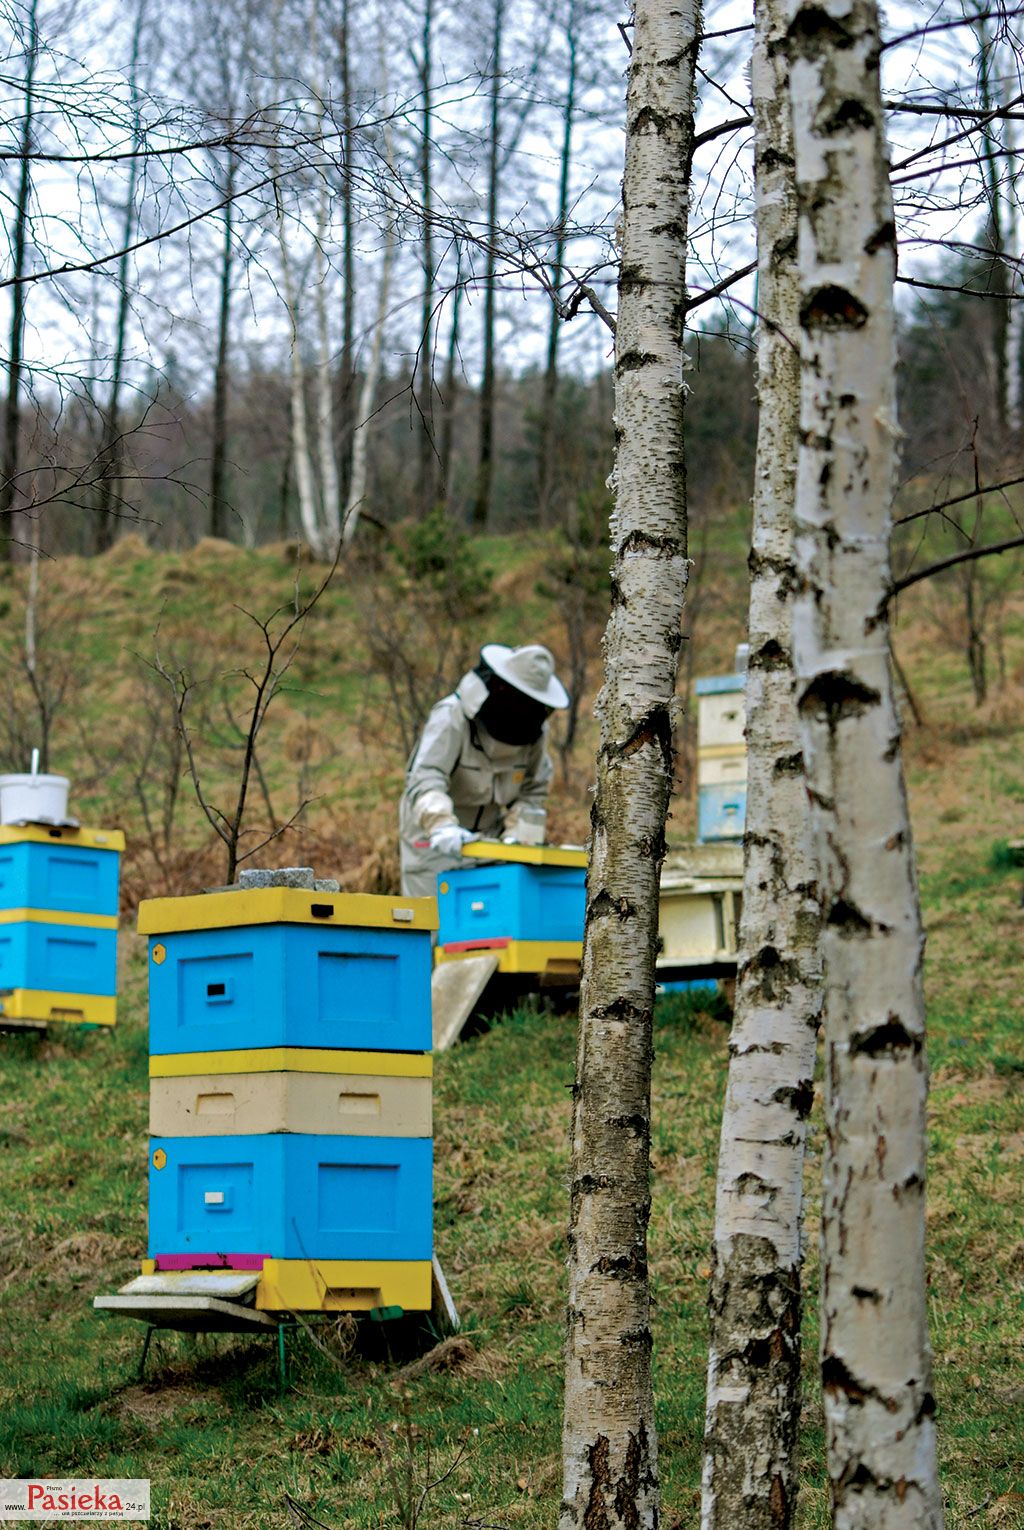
<box><xmin>0</xmin><ymin>918</ymin><xmax>117</xmax><ymax>995</ymax></box>
<box><xmin>0</xmin><ymin>825</ymin><xmax>123</xmax><ymax>1028</ymax></box>
<box><xmin>0</xmin><ymin>828</ymin><xmax>122</xmax><ymax>916</ymax></box>
<box><xmin>436</xmin><ymin>845</ymin><xmax>586</xmax><ymax>948</ymax></box>
<box><xmin>697</xmin><ymin>782</ymin><xmax>747</xmax><ymax>842</ymax></box>
<box><xmin>147</xmin><ymin>1132</ymin><xmax>433</xmax><ymax>1262</ymax></box>
<box><xmin>140</xmin><ymin>888</ymin><xmax>437</xmax><ymax>1056</ymax></box>
<box><xmin>695</xmin><ymin>672</ymin><xmax>747</xmax><ymax>843</ymax></box>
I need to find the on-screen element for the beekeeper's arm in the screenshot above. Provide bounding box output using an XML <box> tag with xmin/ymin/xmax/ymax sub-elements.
<box><xmin>405</xmin><ymin>698</ymin><xmax>471</xmax><ymax>847</ymax></box>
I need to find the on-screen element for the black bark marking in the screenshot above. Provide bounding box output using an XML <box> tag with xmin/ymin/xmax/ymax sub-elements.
<box><xmin>619</xmin><ymin>263</ymin><xmax>643</xmax><ymax>296</ymax></box>
<box><xmin>583</xmin><ymin>1435</ymin><xmax>612</xmax><ymax>1530</ymax></box>
<box><xmin>619</xmin><ymin>1324</ymin><xmax>654</xmax><ymax>1353</ymax></box>
<box><xmin>772</xmin><ymin>1080</ymin><xmax>815</xmax><ymax>1119</ymax></box>
<box><xmin>753</xmin><ymin>636</ymin><xmax>788</xmax><ymax>669</ymax></box>
<box><xmin>821</xmin><ymin>1354</ymin><xmax>868</xmax><ymax>1404</ymax></box>
<box><xmin>618</xmin><ymin>705</ymin><xmax>674</xmax><ymax>775</ymax></box>
<box><xmin>614</xmin><ymin>1422</ymin><xmax>655</xmax><ymax>1530</ymax></box>
<box><xmin>735</xmin><ymin>1171</ymin><xmax>775</xmax><ymax>1197</ymax></box>
<box><xmin>593</xmin><ymin>1250</ymin><xmax>649</xmax><ymax>1281</ymax></box>
<box><xmin>823</xmin><ymin>98</ymin><xmax>875</xmax><ymax>133</ymax></box>
<box><xmin>849</xmin><ymin>1017</ymin><xmax>921</xmax><ymax>1057</ymax></box>
<box><xmin>798</xmin><ymin>669</ymin><xmax>881</xmax><ymax>726</ymax></box>
<box><xmin>619</xmin><ymin>528</ymin><xmax>685</xmax><ymax>559</ymax></box>
<box><xmin>633</xmin><ymin>104</ymin><xmax>691</xmax><ymax>136</ymax></box>
<box><xmin>769</xmin><ymin>1473</ymin><xmax>788</xmax><ymax>1526</ymax></box>
<box><xmin>800</xmin><ymin>284</ymin><xmax>869</xmax><ymax>331</ymax></box>
<box><xmin>589</xmin><ymin>888</ymin><xmax>638</xmax><ymax>923</ymax></box>
<box><xmin>786</xmin><ymin>4</ymin><xmax>854</xmax><ymax>55</ymax></box>
<box><xmin>851</xmin><ymin>1285</ymin><xmax>882</xmax><ymax>1303</ymax></box>
<box><xmin>616</xmin><ymin>349</ymin><xmax>660</xmax><ymax>374</ymax></box>
<box><xmin>864</xmin><ymin>220</ymin><xmax>897</xmax><ymax>254</ymax></box>
<box><xmin>826</xmin><ymin>897</ymin><xmax>873</xmax><ymax>935</ymax></box>
<box><xmin>607</xmin><ymin>1113</ymin><xmax>649</xmax><ymax>1140</ymax></box>
<box><xmin>573</xmin><ymin>1173</ymin><xmax>612</xmax><ymax>1195</ymax></box>
<box><xmin>773</xmin><ymin>750</ymin><xmax>804</xmax><ymax>777</ymax></box>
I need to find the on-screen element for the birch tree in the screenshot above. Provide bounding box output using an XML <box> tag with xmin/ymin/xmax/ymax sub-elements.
<box><xmin>559</xmin><ymin>0</ymin><xmax>698</xmax><ymax>1524</ymax></box>
<box><xmin>699</xmin><ymin>0</ymin><xmax>822</xmax><ymax>1520</ymax></box>
<box><xmin>1</xmin><ymin>0</ymin><xmax>38</xmax><ymax>559</ymax></box>
<box><xmin>787</xmin><ymin>0</ymin><xmax>944</xmax><ymax>1522</ymax></box>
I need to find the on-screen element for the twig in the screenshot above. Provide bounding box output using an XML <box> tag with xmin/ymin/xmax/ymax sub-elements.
<box><xmin>889</xmin><ymin>535</ymin><xmax>1024</xmax><ymax>599</ymax></box>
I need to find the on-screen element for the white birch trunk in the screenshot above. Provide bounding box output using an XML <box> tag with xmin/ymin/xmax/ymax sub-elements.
<box><xmin>700</xmin><ymin>0</ymin><xmax>821</xmax><ymax>1522</ymax></box>
<box><xmin>786</xmin><ymin>0</ymin><xmax>944</xmax><ymax>1523</ymax></box>
<box><xmin>279</xmin><ymin>217</ymin><xmax>323</xmax><ymax>559</ymax></box>
<box><xmin>314</xmin><ymin>182</ymin><xmax>341</xmax><ymax>551</ymax></box>
<box><xmin>559</xmin><ymin>0</ymin><xmax>698</xmax><ymax>1525</ymax></box>
<box><xmin>343</xmin><ymin>110</ymin><xmax>397</xmax><ymax>546</ymax></box>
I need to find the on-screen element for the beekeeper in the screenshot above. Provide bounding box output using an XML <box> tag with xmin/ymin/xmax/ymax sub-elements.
<box><xmin>399</xmin><ymin>643</ymin><xmax>570</xmax><ymax>899</ymax></box>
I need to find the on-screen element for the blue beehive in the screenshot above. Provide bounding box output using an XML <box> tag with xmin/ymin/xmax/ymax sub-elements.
<box><xmin>141</xmin><ymin>890</ymin><xmax>434</xmax><ymax>1056</ymax></box>
<box><xmin>436</xmin><ymin>855</ymin><xmax>585</xmax><ymax>947</ymax></box>
<box><xmin>138</xmin><ymin>884</ymin><xmax>438</xmax><ymax>1308</ymax></box>
<box><xmin>0</xmin><ymin>834</ymin><xmax>121</xmax><ymax>915</ymax></box>
<box><xmin>147</xmin><ymin>1133</ymin><xmax>433</xmax><ymax>1262</ymax></box>
<box><xmin>0</xmin><ymin>918</ymin><xmax>117</xmax><ymax>995</ymax></box>
<box><xmin>0</xmin><ymin>825</ymin><xmax>123</xmax><ymax>1028</ymax></box>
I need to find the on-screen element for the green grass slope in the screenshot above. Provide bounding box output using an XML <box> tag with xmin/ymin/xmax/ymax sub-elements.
<box><xmin>0</xmin><ymin>530</ymin><xmax>1021</xmax><ymax>1528</ymax></box>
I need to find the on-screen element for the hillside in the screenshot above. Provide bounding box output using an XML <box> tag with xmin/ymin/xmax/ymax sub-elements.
<box><xmin>0</xmin><ymin>528</ymin><xmax>1021</xmax><ymax>1528</ymax></box>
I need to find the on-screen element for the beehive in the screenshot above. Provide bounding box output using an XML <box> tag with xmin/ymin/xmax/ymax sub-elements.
<box><xmin>0</xmin><ymin>825</ymin><xmax>123</xmax><ymax>1028</ymax></box>
<box><xmin>695</xmin><ymin>675</ymin><xmax>747</xmax><ymax>842</ymax></box>
<box><xmin>434</xmin><ymin>841</ymin><xmax>586</xmax><ymax>979</ymax></box>
<box><xmin>138</xmin><ymin>885</ymin><xmax>438</xmax><ymax>1313</ymax></box>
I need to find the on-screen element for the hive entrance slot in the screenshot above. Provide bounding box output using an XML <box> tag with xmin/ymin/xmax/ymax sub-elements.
<box><xmin>310</xmin><ymin>903</ymin><xmax>334</xmax><ymax>919</ymax></box>
<box><xmin>207</xmin><ymin>982</ymin><xmax>226</xmax><ymax>997</ymax></box>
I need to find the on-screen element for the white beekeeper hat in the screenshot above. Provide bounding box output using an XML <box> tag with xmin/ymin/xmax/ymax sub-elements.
<box><xmin>481</xmin><ymin>643</ymin><xmax>570</xmax><ymax>709</ymax></box>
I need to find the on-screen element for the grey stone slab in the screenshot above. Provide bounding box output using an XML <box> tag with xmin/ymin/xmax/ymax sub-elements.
<box><xmin>236</xmin><ymin>866</ymin><xmax>317</xmax><ymax>889</ymax></box>
<box><xmin>431</xmin><ymin>954</ymin><xmax>500</xmax><ymax>1051</ymax></box>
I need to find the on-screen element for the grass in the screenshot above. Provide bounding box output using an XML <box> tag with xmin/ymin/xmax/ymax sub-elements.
<box><xmin>0</xmin><ymin>532</ymin><xmax>1022</xmax><ymax>1527</ymax></box>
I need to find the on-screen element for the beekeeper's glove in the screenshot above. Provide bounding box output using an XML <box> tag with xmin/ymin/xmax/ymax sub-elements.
<box><xmin>429</xmin><ymin>823</ymin><xmax>476</xmax><ymax>857</ymax></box>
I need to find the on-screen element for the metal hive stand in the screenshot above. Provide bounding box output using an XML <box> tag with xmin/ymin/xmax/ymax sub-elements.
<box><xmin>95</xmin><ymin>1258</ymin><xmax>460</xmax><ymax>1385</ymax></box>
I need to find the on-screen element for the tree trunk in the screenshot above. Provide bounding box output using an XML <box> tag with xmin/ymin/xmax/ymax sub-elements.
<box><xmin>439</xmin><ymin>277</ymin><xmax>462</xmax><ymax>510</ymax></box>
<box><xmin>975</xmin><ymin>19</ymin><xmax>1009</xmax><ymax>443</ymax></box>
<box><xmin>338</xmin><ymin>0</ymin><xmax>356</xmax><ymax>502</ymax></box>
<box><xmin>787</xmin><ymin>0</ymin><xmax>944</xmax><ymax>1523</ymax></box>
<box><xmin>314</xmin><ymin>180</ymin><xmax>341</xmax><ymax>549</ymax></box>
<box><xmin>0</xmin><ymin>0</ymin><xmax>38</xmax><ymax>562</ymax></box>
<box><xmin>700</xmin><ymin>0</ymin><xmax>822</xmax><ymax>1521</ymax></box>
<box><xmin>472</xmin><ymin>0</ymin><xmax>503</xmax><ymax>530</ymax></box>
<box><xmin>416</xmin><ymin>0</ymin><xmax>436</xmax><ymax>517</ymax></box>
<box><xmin>538</xmin><ymin>0</ymin><xmax>577</xmax><ymax>528</ymax></box>
<box><xmin>209</xmin><ymin>153</ymin><xmax>238</xmax><ymax>542</ymax></box>
<box><xmin>559</xmin><ymin>0</ymin><xmax>698</xmax><ymax>1525</ymax></box>
<box><xmin>95</xmin><ymin>0</ymin><xmax>146</xmax><ymax>555</ymax></box>
<box><xmin>343</xmin><ymin>58</ymin><xmax>398</xmax><ymax>546</ymax></box>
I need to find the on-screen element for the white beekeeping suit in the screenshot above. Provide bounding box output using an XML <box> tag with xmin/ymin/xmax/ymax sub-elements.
<box><xmin>399</xmin><ymin>644</ymin><xmax>570</xmax><ymax>899</ymax></box>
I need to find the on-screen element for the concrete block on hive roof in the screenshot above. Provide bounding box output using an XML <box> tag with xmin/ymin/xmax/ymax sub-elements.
<box><xmin>236</xmin><ymin>867</ymin><xmax>316</xmax><ymax>890</ymax></box>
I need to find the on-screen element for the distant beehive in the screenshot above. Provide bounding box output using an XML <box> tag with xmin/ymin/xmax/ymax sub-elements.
<box><xmin>138</xmin><ymin>886</ymin><xmax>438</xmax><ymax>1315</ymax></box>
<box><xmin>695</xmin><ymin>674</ymin><xmax>747</xmax><ymax>843</ymax></box>
<box><xmin>0</xmin><ymin>824</ymin><xmax>123</xmax><ymax>1028</ymax></box>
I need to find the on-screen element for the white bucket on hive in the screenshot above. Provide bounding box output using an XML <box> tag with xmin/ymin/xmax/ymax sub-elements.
<box><xmin>0</xmin><ymin>748</ymin><xmax>71</xmax><ymax>825</ymax></box>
